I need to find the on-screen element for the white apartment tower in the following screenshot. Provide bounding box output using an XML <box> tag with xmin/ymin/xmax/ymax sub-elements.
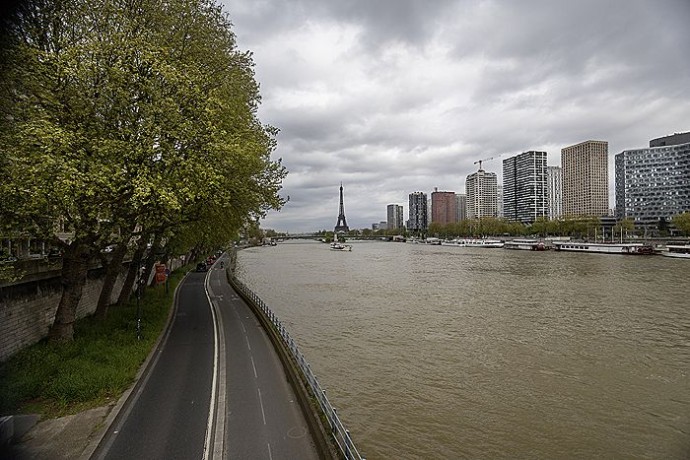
<box><xmin>466</xmin><ymin>170</ymin><xmax>498</xmax><ymax>219</ymax></box>
<box><xmin>547</xmin><ymin>166</ymin><xmax>562</xmax><ymax>220</ymax></box>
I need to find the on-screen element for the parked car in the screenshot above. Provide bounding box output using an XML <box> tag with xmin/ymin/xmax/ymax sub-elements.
<box><xmin>196</xmin><ymin>262</ymin><xmax>208</xmax><ymax>272</ymax></box>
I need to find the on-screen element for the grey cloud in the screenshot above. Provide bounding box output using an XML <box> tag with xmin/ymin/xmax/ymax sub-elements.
<box><xmin>222</xmin><ymin>0</ymin><xmax>690</xmax><ymax>232</ymax></box>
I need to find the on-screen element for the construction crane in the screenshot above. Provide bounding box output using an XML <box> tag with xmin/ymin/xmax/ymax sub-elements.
<box><xmin>473</xmin><ymin>156</ymin><xmax>495</xmax><ymax>171</ymax></box>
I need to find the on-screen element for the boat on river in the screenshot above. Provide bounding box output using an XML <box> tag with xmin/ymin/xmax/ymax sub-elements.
<box><xmin>504</xmin><ymin>239</ymin><xmax>546</xmax><ymax>251</ymax></box>
<box><xmin>553</xmin><ymin>241</ymin><xmax>654</xmax><ymax>255</ymax></box>
<box><xmin>661</xmin><ymin>244</ymin><xmax>690</xmax><ymax>259</ymax></box>
<box><xmin>461</xmin><ymin>239</ymin><xmax>505</xmax><ymax>248</ymax></box>
<box><xmin>330</xmin><ymin>242</ymin><xmax>352</xmax><ymax>251</ymax></box>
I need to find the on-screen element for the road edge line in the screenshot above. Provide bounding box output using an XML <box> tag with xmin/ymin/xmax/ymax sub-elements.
<box><xmin>86</xmin><ymin>271</ymin><xmax>188</xmax><ymax>460</ymax></box>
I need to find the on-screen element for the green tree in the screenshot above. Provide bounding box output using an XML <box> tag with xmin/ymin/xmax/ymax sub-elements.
<box><xmin>612</xmin><ymin>217</ymin><xmax>635</xmax><ymax>242</ymax></box>
<box><xmin>0</xmin><ymin>0</ymin><xmax>285</xmax><ymax>341</ymax></box>
<box><xmin>530</xmin><ymin>217</ymin><xmax>549</xmax><ymax>237</ymax></box>
<box><xmin>673</xmin><ymin>212</ymin><xmax>690</xmax><ymax>236</ymax></box>
<box><xmin>428</xmin><ymin>222</ymin><xmax>443</xmax><ymax>237</ymax></box>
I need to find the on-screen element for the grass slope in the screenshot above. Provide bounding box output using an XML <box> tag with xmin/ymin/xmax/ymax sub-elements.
<box><xmin>0</xmin><ymin>267</ymin><xmax>187</xmax><ymax>418</ymax></box>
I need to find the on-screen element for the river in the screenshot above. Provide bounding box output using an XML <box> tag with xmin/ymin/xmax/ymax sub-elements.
<box><xmin>234</xmin><ymin>240</ymin><xmax>690</xmax><ymax>459</ymax></box>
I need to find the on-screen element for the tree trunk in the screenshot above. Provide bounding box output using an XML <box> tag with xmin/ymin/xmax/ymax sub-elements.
<box><xmin>143</xmin><ymin>234</ymin><xmax>162</xmax><ymax>288</ymax></box>
<box><xmin>95</xmin><ymin>240</ymin><xmax>130</xmax><ymax>318</ymax></box>
<box><xmin>48</xmin><ymin>241</ymin><xmax>91</xmax><ymax>343</ymax></box>
<box><xmin>116</xmin><ymin>237</ymin><xmax>147</xmax><ymax>306</ymax></box>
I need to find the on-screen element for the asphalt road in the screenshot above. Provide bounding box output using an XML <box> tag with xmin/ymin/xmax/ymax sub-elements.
<box><xmin>207</xmin><ymin>258</ymin><xmax>319</xmax><ymax>460</ymax></box>
<box><xmin>94</xmin><ymin>260</ymin><xmax>319</xmax><ymax>459</ymax></box>
<box><xmin>96</xmin><ymin>272</ymin><xmax>214</xmax><ymax>459</ymax></box>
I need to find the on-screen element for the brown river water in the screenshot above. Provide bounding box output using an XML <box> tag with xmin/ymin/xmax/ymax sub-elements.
<box><xmin>235</xmin><ymin>240</ymin><xmax>690</xmax><ymax>459</ymax></box>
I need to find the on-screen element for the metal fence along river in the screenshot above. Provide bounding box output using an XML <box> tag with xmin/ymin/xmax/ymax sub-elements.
<box><xmin>231</xmin><ymin>276</ymin><xmax>365</xmax><ymax>460</ymax></box>
<box><xmin>235</xmin><ymin>240</ymin><xmax>690</xmax><ymax>459</ymax></box>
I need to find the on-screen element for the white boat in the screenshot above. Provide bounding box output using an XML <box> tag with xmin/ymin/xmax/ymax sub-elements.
<box><xmin>460</xmin><ymin>239</ymin><xmax>504</xmax><ymax>248</ymax></box>
<box><xmin>504</xmin><ymin>239</ymin><xmax>546</xmax><ymax>251</ymax></box>
<box><xmin>330</xmin><ymin>242</ymin><xmax>352</xmax><ymax>251</ymax></box>
<box><xmin>553</xmin><ymin>241</ymin><xmax>654</xmax><ymax>255</ymax></box>
<box><xmin>661</xmin><ymin>244</ymin><xmax>690</xmax><ymax>258</ymax></box>
<box><xmin>424</xmin><ymin>237</ymin><xmax>442</xmax><ymax>245</ymax></box>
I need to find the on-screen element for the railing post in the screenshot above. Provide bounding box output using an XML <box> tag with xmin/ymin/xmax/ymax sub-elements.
<box><xmin>345</xmin><ymin>429</ymin><xmax>352</xmax><ymax>459</ymax></box>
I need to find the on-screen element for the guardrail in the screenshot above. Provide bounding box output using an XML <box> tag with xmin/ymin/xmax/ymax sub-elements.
<box><xmin>231</xmin><ymin>276</ymin><xmax>365</xmax><ymax>460</ymax></box>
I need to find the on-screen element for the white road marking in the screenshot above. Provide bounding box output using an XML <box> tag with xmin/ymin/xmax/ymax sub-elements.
<box><xmin>245</xmin><ymin>335</ymin><xmax>251</xmax><ymax>351</ymax></box>
<box><xmin>267</xmin><ymin>442</ymin><xmax>273</xmax><ymax>460</ymax></box>
<box><xmin>257</xmin><ymin>388</ymin><xmax>267</xmax><ymax>425</ymax></box>
<box><xmin>241</xmin><ymin>323</ymin><xmax>246</xmax><ymax>333</ymax></box>
<box><xmin>250</xmin><ymin>356</ymin><xmax>258</xmax><ymax>378</ymax></box>
<box><xmin>203</xmin><ymin>270</ymin><xmax>220</xmax><ymax>460</ymax></box>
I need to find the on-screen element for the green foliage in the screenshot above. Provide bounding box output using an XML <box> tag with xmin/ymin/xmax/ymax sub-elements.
<box><xmin>423</xmin><ymin>215</ymin><xmax>621</xmax><ymax>239</ymax></box>
<box><xmin>673</xmin><ymin>212</ymin><xmax>690</xmax><ymax>236</ymax></box>
<box><xmin>0</xmin><ymin>0</ymin><xmax>286</xmax><ymax>339</ymax></box>
<box><xmin>0</xmin><ymin>267</ymin><xmax>186</xmax><ymax>416</ymax></box>
<box><xmin>0</xmin><ymin>0</ymin><xmax>286</xmax><ymax>254</ymax></box>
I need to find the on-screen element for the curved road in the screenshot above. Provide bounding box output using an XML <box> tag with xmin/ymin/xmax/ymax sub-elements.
<box><xmin>94</xmin><ymin>258</ymin><xmax>319</xmax><ymax>459</ymax></box>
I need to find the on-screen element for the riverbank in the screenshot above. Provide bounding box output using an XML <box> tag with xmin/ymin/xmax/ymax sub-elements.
<box><xmin>0</xmin><ymin>267</ymin><xmax>186</xmax><ymax>455</ymax></box>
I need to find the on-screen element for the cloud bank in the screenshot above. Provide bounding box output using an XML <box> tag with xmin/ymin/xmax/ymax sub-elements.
<box><xmin>222</xmin><ymin>0</ymin><xmax>690</xmax><ymax>232</ymax></box>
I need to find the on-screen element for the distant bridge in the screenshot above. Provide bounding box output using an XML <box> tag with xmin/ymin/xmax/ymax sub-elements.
<box><xmin>281</xmin><ymin>233</ymin><xmax>320</xmax><ymax>240</ymax></box>
<box><xmin>279</xmin><ymin>234</ymin><xmax>395</xmax><ymax>241</ymax></box>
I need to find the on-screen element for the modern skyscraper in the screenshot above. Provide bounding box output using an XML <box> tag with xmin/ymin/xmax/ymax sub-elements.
<box><xmin>561</xmin><ymin>140</ymin><xmax>609</xmax><ymax>217</ymax></box>
<box><xmin>408</xmin><ymin>192</ymin><xmax>428</xmax><ymax>233</ymax></box>
<box><xmin>615</xmin><ymin>133</ymin><xmax>690</xmax><ymax>226</ymax></box>
<box><xmin>649</xmin><ymin>132</ymin><xmax>690</xmax><ymax>147</ymax></box>
<box><xmin>547</xmin><ymin>166</ymin><xmax>563</xmax><ymax>220</ymax></box>
<box><xmin>456</xmin><ymin>194</ymin><xmax>467</xmax><ymax>221</ymax></box>
<box><xmin>387</xmin><ymin>204</ymin><xmax>404</xmax><ymax>230</ymax></box>
<box><xmin>466</xmin><ymin>170</ymin><xmax>498</xmax><ymax>219</ymax></box>
<box><xmin>431</xmin><ymin>189</ymin><xmax>457</xmax><ymax>225</ymax></box>
<box><xmin>502</xmin><ymin>151</ymin><xmax>547</xmax><ymax>224</ymax></box>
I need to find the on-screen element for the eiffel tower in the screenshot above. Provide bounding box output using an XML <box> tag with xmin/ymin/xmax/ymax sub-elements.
<box><xmin>334</xmin><ymin>183</ymin><xmax>350</xmax><ymax>233</ymax></box>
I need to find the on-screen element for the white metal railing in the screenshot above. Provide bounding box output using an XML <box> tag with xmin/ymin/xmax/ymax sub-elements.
<box><xmin>231</xmin><ymin>276</ymin><xmax>365</xmax><ymax>460</ymax></box>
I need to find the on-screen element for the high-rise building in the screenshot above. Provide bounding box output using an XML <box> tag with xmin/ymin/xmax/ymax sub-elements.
<box><xmin>615</xmin><ymin>133</ymin><xmax>690</xmax><ymax>226</ymax></box>
<box><xmin>456</xmin><ymin>194</ymin><xmax>467</xmax><ymax>221</ymax></box>
<box><xmin>431</xmin><ymin>189</ymin><xmax>457</xmax><ymax>225</ymax></box>
<box><xmin>387</xmin><ymin>204</ymin><xmax>404</xmax><ymax>230</ymax></box>
<box><xmin>466</xmin><ymin>170</ymin><xmax>498</xmax><ymax>219</ymax></box>
<box><xmin>562</xmin><ymin>140</ymin><xmax>609</xmax><ymax>217</ymax></box>
<box><xmin>497</xmin><ymin>185</ymin><xmax>503</xmax><ymax>218</ymax></box>
<box><xmin>547</xmin><ymin>166</ymin><xmax>563</xmax><ymax>220</ymax></box>
<box><xmin>502</xmin><ymin>151</ymin><xmax>547</xmax><ymax>224</ymax></box>
<box><xmin>408</xmin><ymin>192</ymin><xmax>428</xmax><ymax>233</ymax></box>
<box><xmin>649</xmin><ymin>132</ymin><xmax>690</xmax><ymax>147</ymax></box>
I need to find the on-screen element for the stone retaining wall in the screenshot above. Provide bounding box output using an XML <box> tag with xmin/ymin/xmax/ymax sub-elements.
<box><xmin>0</xmin><ymin>257</ymin><xmax>185</xmax><ymax>362</ymax></box>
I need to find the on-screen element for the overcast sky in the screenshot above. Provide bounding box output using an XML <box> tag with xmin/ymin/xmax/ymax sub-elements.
<box><xmin>221</xmin><ymin>0</ymin><xmax>690</xmax><ymax>233</ymax></box>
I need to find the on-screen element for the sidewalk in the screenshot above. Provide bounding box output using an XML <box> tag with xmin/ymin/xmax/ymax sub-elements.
<box><xmin>2</xmin><ymin>405</ymin><xmax>113</xmax><ymax>460</ymax></box>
